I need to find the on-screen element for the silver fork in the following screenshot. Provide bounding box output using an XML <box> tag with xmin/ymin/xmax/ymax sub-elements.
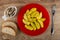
<box><xmin>51</xmin><ymin>4</ymin><xmax>56</xmax><ymax>36</ymax></box>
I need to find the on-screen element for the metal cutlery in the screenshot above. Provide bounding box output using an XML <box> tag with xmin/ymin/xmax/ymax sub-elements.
<box><xmin>51</xmin><ymin>4</ymin><xmax>56</xmax><ymax>35</ymax></box>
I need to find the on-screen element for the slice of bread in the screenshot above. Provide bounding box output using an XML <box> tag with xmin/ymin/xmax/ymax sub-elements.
<box><xmin>2</xmin><ymin>27</ymin><xmax>16</xmax><ymax>36</ymax></box>
<box><xmin>2</xmin><ymin>21</ymin><xmax>17</xmax><ymax>32</ymax></box>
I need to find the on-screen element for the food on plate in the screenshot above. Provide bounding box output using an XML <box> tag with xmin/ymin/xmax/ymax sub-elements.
<box><xmin>23</xmin><ymin>8</ymin><xmax>46</xmax><ymax>31</ymax></box>
<box><xmin>31</xmin><ymin>22</ymin><xmax>36</xmax><ymax>31</ymax></box>
<box><xmin>23</xmin><ymin>19</ymin><xmax>30</xmax><ymax>25</ymax></box>
<box><xmin>25</xmin><ymin>25</ymin><xmax>33</xmax><ymax>30</ymax></box>
<box><xmin>34</xmin><ymin>20</ymin><xmax>40</xmax><ymax>29</ymax></box>
<box><xmin>28</xmin><ymin>8</ymin><xmax>37</xmax><ymax>15</ymax></box>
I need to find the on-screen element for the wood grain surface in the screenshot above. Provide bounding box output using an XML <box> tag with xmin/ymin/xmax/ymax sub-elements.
<box><xmin>0</xmin><ymin>0</ymin><xmax>60</xmax><ymax>40</ymax></box>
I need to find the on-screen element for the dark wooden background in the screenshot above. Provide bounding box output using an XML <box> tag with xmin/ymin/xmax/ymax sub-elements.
<box><xmin>0</xmin><ymin>0</ymin><xmax>60</xmax><ymax>40</ymax></box>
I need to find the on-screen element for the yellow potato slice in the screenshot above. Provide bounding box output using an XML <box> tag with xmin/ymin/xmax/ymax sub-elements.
<box><xmin>36</xmin><ymin>12</ymin><xmax>42</xmax><ymax>19</ymax></box>
<box><xmin>34</xmin><ymin>20</ymin><xmax>40</xmax><ymax>29</ymax></box>
<box><xmin>24</xmin><ymin>9</ymin><xmax>29</xmax><ymax>21</ymax></box>
<box><xmin>28</xmin><ymin>8</ymin><xmax>37</xmax><ymax>14</ymax></box>
<box><xmin>25</xmin><ymin>25</ymin><xmax>33</xmax><ymax>30</ymax></box>
<box><xmin>23</xmin><ymin>19</ymin><xmax>30</xmax><ymax>25</ymax></box>
<box><xmin>37</xmin><ymin>20</ymin><xmax>44</xmax><ymax>28</ymax></box>
<box><xmin>25</xmin><ymin>9</ymin><xmax>29</xmax><ymax>14</ymax></box>
<box><xmin>24</xmin><ymin>14</ymin><xmax>28</xmax><ymax>21</ymax></box>
<box><xmin>31</xmin><ymin>11</ymin><xmax>37</xmax><ymax>17</ymax></box>
<box><xmin>31</xmin><ymin>22</ymin><xmax>36</xmax><ymax>31</ymax></box>
<box><xmin>35</xmin><ymin>11</ymin><xmax>39</xmax><ymax>17</ymax></box>
<box><xmin>27</xmin><ymin>15</ymin><xmax>32</xmax><ymax>22</ymax></box>
<box><xmin>39</xmin><ymin>12</ymin><xmax>42</xmax><ymax>19</ymax></box>
<box><xmin>40</xmin><ymin>18</ymin><xmax>46</xmax><ymax>22</ymax></box>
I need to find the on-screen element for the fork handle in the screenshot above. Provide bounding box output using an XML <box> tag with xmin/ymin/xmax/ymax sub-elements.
<box><xmin>51</xmin><ymin>12</ymin><xmax>54</xmax><ymax>35</ymax></box>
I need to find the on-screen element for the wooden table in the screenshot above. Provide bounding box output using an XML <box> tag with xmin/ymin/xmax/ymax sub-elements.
<box><xmin>0</xmin><ymin>0</ymin><xmax>60</xmax><ymax>40</ymax></box>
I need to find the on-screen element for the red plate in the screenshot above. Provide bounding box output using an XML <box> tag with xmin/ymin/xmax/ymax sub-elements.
<box><xmin>17</xmin><ymin>3</ymin><xmax>50</xmax><ymax>36</ymax></box>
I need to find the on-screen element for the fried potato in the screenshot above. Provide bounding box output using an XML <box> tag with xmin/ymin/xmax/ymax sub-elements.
<box><xmin>34</xmin><ymin>20</ymin><xmax>40</xmax><ymax>29</ymax></box>
<box><xmin>37</xmin><ymin>20</ymin><xmax>44</xmax><ymax>28</ymax></box>
<box><xmin>28</xmin><ymin>8</ymin><xmax>37</xmax><ymax>15</ymax></box>
<box><xmin>23</xmin><ymin>19</ymin><xmax>30</xmax><ymax>25</ymax></box>
<box><xmin>31</xmin><ymin>22</ymin><xmax>36</xmax><ymax>31</ymax></box>
<box><xmin>25</xmin><ymin>25</ymin><xmax>33</xmax><ymax>30</ymax></box>
<box><xmin>23</xmin><ymin>8</ymin><xmax>46</xmax><ymax>31</ymax></box>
